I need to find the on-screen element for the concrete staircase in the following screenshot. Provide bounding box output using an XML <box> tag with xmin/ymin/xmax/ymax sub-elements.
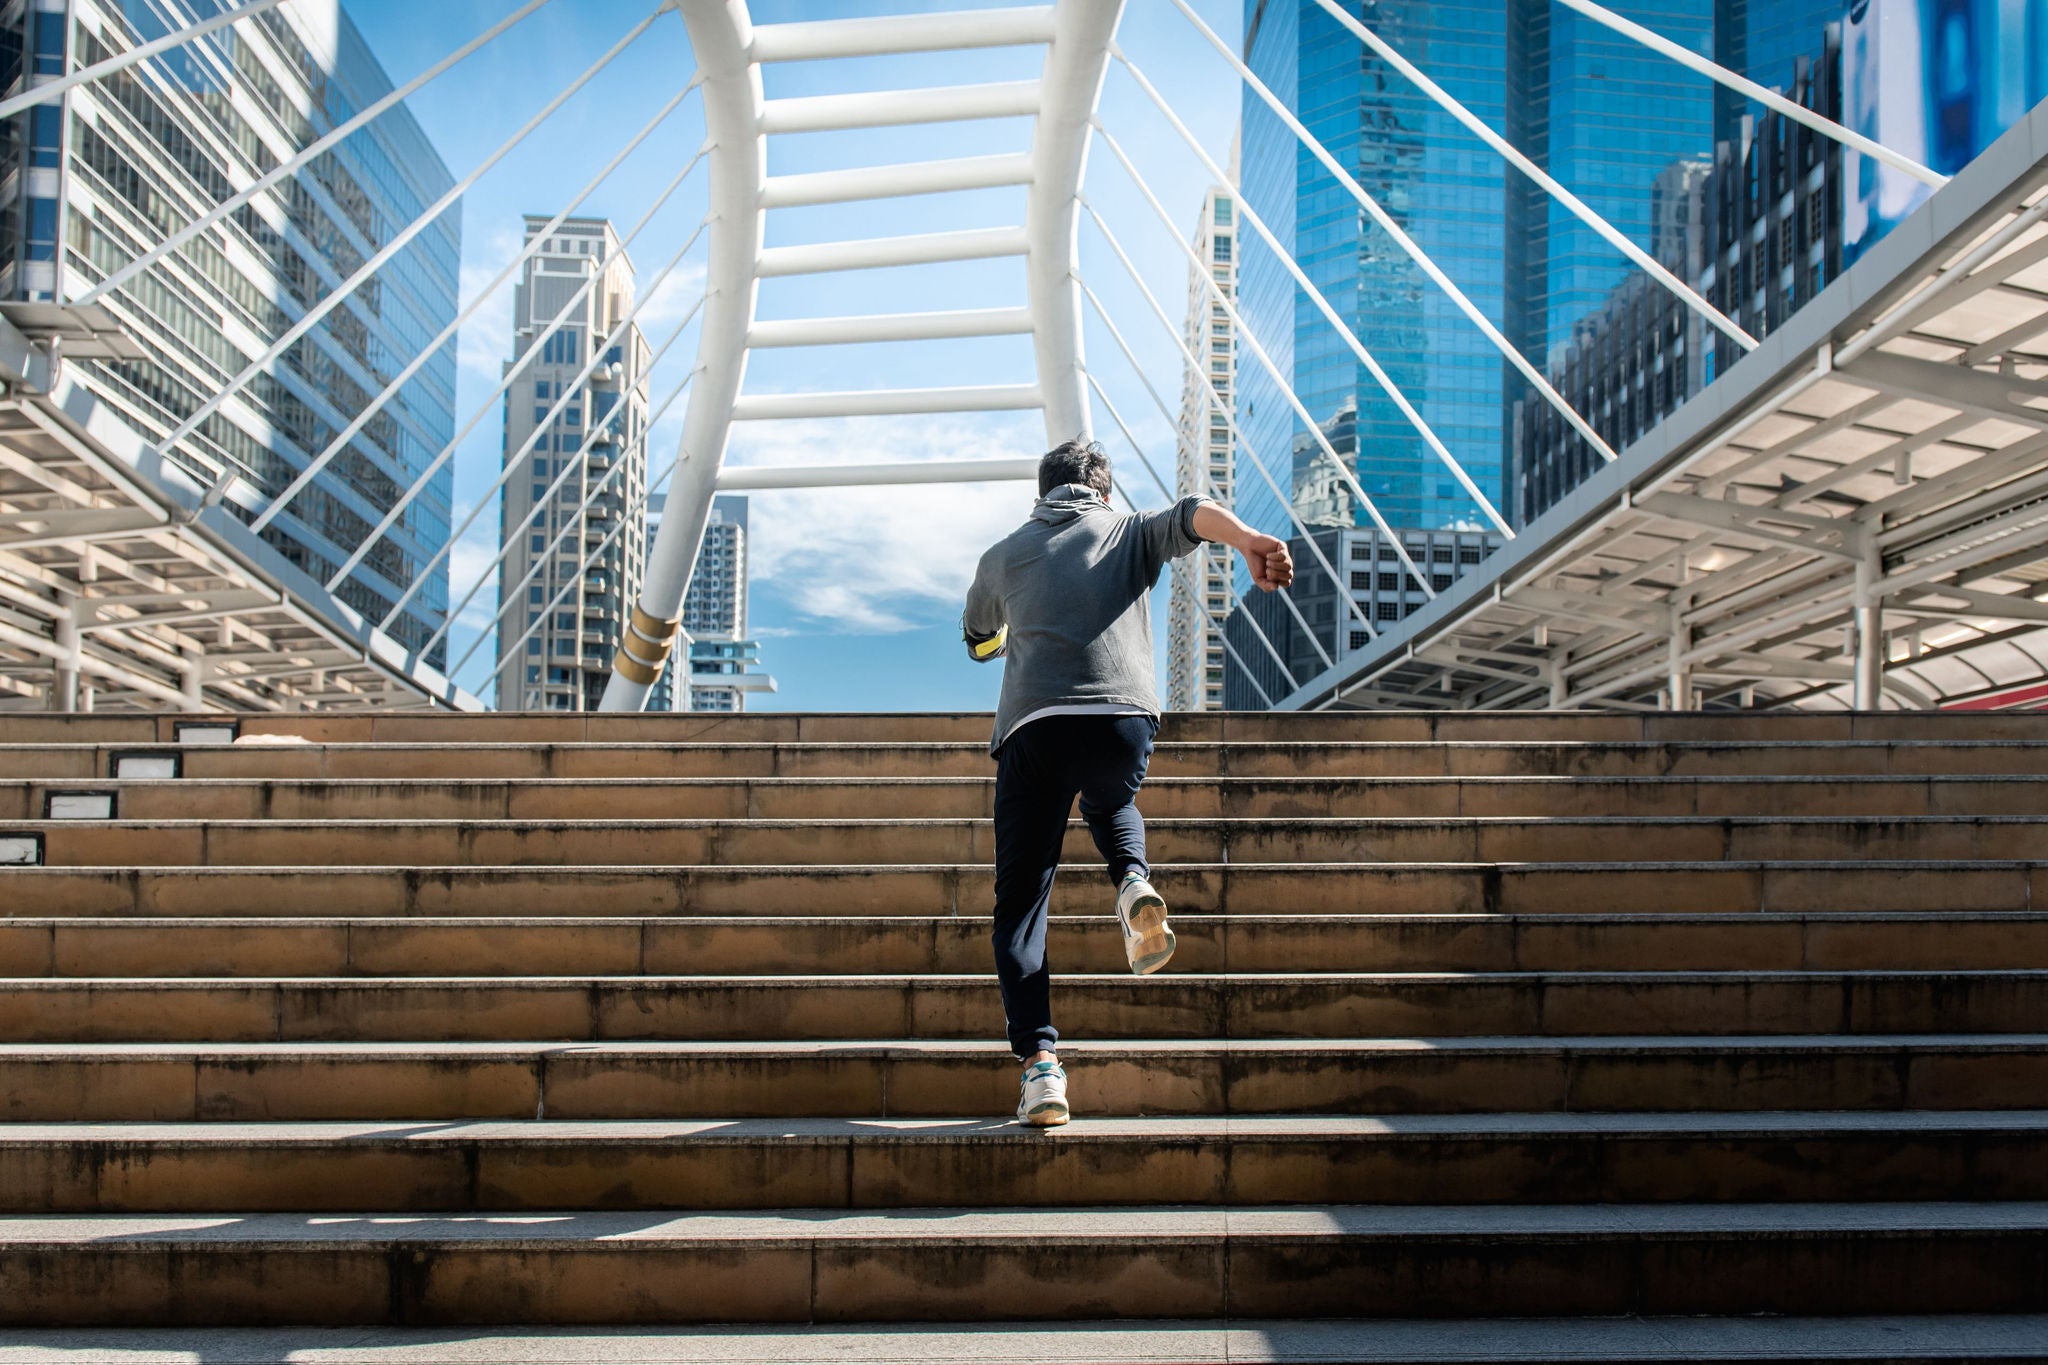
<box><xmin>4</xmin><ymin>709</ymin><xmax>2048</xmax><ymax>1348</ymax></box>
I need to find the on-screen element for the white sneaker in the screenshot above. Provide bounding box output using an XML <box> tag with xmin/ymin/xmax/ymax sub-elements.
<box><xmin>1115</xmin><ymin>872</ymin><xmax>1176</xmax><ymax>975</ymax></box>
<box><xmin>1015</xmin><ymin>1058</ymin><xmax>1070</xmax><ymax>1127</ymax></box>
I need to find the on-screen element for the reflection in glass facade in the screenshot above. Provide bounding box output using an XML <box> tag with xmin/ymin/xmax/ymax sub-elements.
<box><xmin>1533</xmin><ymin>5</ymin><xmax>1715</xmax><ymax>361</ymax></box>
<box><xmin>1227</xmin><ymin>0</ymin><xmax>1856</xmax><ymax>708</ymax></box>
<box><xmin>1</xmin><ymin>0</ymin><xmax>460</xmax><ymax>666</ymax></box>
<box><xmin>1717</xmin><ymin>0</ymin><xmax>1844</xmax><ymax>144</ymax></box>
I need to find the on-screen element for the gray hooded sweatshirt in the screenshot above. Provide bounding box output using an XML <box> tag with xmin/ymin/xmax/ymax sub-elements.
<box><xmin>963</xmin><ymin>483</ymin><xmax>1210</xmax><ymax>754</ymax></box>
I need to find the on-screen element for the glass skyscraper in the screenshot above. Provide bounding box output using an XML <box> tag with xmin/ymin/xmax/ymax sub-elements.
<box><xmin>0</xmin><ymin>0</ymin><xmax>461</xmax><ymax>666</ymax></box>
<box><xmin>1229</xmin><ymin>0</ymin><xmax>1852</xmax><ymax>707</ymax></box>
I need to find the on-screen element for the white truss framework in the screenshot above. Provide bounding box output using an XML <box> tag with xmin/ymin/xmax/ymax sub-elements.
<box><xmin>0</xmin><ymin>0</ymin><xmax>2030</xmax><ymax>717</ymax></box>
<box><xmin>600</xmin><ymin>0</ymin><xmax>1123</xmax><ymax>709</ymax></box>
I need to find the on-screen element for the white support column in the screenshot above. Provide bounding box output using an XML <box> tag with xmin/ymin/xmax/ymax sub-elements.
<box><xmin>601</xmin><ymin>0</ymin><xmax>763</xmax><ymax>713</ymax></box>
<box><xmin>1026</xmin><ymin>0</ymin><xmax>1124</xmax><ymax>445</ymax></box>
<box><xmin>179</xmin><ymin>648</ymin><xmax>205</xmax><ymax>713</ymax></box>
<box><xmin>51</xmin><ymin>593</ymin><xmax>78</xmax><ymax>714</ymax></box>
<box><xmin>1854</xmin><ymin>540</ymin><xmax>1884</xmax><ymax>711</ymax></box>
<box><xmin>1666</xmin><ymin>606</ymin><xmax>1689</xmax><ymax>712</ymax></box>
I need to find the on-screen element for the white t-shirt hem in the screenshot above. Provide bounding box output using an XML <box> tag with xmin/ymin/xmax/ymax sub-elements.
<box><xmin>1000</xmin><ymin>702</ymin><xmax>1150</xmax><ymax>748</ymax></box>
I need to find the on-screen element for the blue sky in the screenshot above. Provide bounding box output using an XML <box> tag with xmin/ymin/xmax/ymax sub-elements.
<box><xmin>337</xmin><ymin>0</ymin><xmax>1246</xmax><ymax>711</ymax></box>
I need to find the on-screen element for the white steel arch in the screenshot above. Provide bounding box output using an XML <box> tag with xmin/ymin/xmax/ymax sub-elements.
<box><xmin>601</xmin><ymin>0</ymin><xmax>1125</xmax><ymax>712</ymax></box>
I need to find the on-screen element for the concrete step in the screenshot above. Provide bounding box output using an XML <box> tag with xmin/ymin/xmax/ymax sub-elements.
<box><xmin>4</xmin><ymin>1034</ymin><xmax>2037</xmax><ymax>1123</ymax></box>
<box><xmin>2</xmin><ymin>970</ymin><xmax>2045</xmax><ymax>1043</ymax></box>
<box><xmin>5</xmin><ymin>1112</ymin><xmax>2045</xmax><ymax>1213</ymax></box>
<box><xmin>19</xmin><ymin>774</ymin><xmax>2048</xmax><ymax>825</ymax></box>
<box><xmin>19</xmin><ymin>814</ymin><xmax>2048</xmax><ymax>869</ymax></box>
<box><xmin>9</xmin><ymin>740</ymin><xmax>2048</xmax><ymax>784</ymax></box>
<box><xmin>15</xmin><ymin>771</ymin><xmax>2048</xmax><ymax>824</ymax></box>
<box><xmin>6</xmin><ymin>708</ymin><xmax>2047</xmax><ymax>745</ymax></box>
<box><xmin>5</xmin><ymin>913</ymin><xmax>2045</xmax><ymax>978</ymax></box>
<box><xmin>2</xmin><ymin>1202</ymin><xmax>2046</xmax><ymax>1325</ymax></box>
<box><xmin>5</xmin><ymin>1315</ymin><xmax>2048</xmax><ymax>1364</ymax></box>
<box><xmin>7</xmin><ymin>860</ymin><xmax>2042</xmax><ymax>919</ymax></box>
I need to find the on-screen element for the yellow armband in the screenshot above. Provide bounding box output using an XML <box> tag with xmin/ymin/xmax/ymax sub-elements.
<box><xmin>967</xmin><ymin>624</ymin><xmax>1008</xmax><ymax>661</ymax></box>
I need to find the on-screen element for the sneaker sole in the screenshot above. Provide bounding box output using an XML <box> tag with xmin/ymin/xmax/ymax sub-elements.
<box><xmin>1123</xmin><ymin>894</ymin><xmax>1176</xmax><ymax>976</ymax></box>
<box><xmin>1020</xmin><ymin>1101</ymin><xmax>1070</xmax><ymax>1127</ymax></box>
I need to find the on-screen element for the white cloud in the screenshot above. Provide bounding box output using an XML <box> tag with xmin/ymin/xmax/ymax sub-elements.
<box><xmin>635</xmin><ymin>261</ymin><xmax>709</xmax><ymax>337</ymax></box>
<box><xmin>456</xmin><ymin>225</ymin><xmax>523</xmax><ymax>386</ymax></box>
<box><xmin>721</xmin><ymin>413</ymin><xmax>1045</xmax><ymax>635</ymax></box>
<box><xmin>447</xmin><ymin>535</ymin><xmax>503</xmax><ymax>632</ymax></box>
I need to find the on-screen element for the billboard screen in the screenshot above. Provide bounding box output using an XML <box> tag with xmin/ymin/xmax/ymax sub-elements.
<box><xmin>1843</xmin><ymin>0</ymin><xmax>2048</xmax><ymax>265</ymax></box>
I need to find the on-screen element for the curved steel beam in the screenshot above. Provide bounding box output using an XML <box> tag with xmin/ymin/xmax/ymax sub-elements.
<box><xmin>601</xmin><ymin>0</ymin><xmax>764</xmax><ymax>713</ymax></box>
<box><xmin>1026</xmin><ymin>0</ymin><xmax>1124</xmax><ymax>446</ymax></box>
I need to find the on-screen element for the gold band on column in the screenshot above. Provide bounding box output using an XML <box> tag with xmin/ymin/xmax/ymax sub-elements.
<box><xmin>629</xmin><ymin>605</ymin><xmax>680</xmax><ymax>646</ymax></box>
<box><xmin>612</xmin><ymin>649</ymin><xmax>661</xmax><ymax>686</ymax></box>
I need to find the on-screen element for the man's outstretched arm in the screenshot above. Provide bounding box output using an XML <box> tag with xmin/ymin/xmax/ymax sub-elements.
<box><xmin>1191</xmin><ymin>502</ymin><xmax>1296</xmax><ymax>592</ymax></box>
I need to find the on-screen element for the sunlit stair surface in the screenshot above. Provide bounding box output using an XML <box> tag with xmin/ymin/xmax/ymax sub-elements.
<box><xmin>5</xmin><ymin>711</ymin><xmax>2048</xmax><ymax>1360</ymax></box>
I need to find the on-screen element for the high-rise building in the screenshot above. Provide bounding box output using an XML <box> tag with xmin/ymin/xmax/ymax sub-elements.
<box><xmin>677</xmin><ymin>494</ymin><xmax>770</xmax><ymax>713</ymax></box>
<box><xmin>1167</xmin><ymin>184</ymin><xmax>1237</xmax><ymax>712</ymax></box>
<box><xmin>5</xmin><ymin>0</ymin><xmax>462</xmax><ymax>665</ymax></box>
<box><xmin>1229</xmin><ymin>0</ymin><xmax>1859</xmax><ymax>707</ymax></box>
<box><xmin>493</xmin><ymin>216</ymin><xmax>650</xmax><ymax>713</ymax></box>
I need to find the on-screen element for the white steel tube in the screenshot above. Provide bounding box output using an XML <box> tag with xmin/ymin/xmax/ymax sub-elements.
<box><xmin>1112</xmin><ymin>49</ymin><xmax>1514</xmax><ymax>537</ymax></box>
<box><xmin>0</xmin><ymin>0</ymin><xmax>284</xmax><ymax>122</ymax></box>
<box><xmin>251</xmin><ymin>84</ymin><xmax>702</xmax><ymax>535</ymax></box>
<box><xmin>1307</xmin><ymin>0</ymin><xmax>1756</xmax><ymax>352</ymax></box>
<box><xmin>760</xmin><ymin>81</ymin><xmax>1041</xmax><ymax>133</ymax></box>
<box><xmin>1166</xmin><ymin>0</ymin><xmax>1617</xmax><ymax>464</ymax></box>
<box><xmin>423</xmin><ymin>296</ymin><xmax>702</xmax><ymax>660</ymax></box>
<box><xmin>1027</xmin><ymin>0</ymin><xmax>1124</xmax><ymax>444</ymax></box>
<box><xmin>330</xmin><ymin>153</ymin><xmax>707</xmax><ymax>597</ymax></box>
<box><xmin>761</xmin><ymin>153</ymin><xmax>1034</xmax><ymax>208</ymax></box>
<box><xmin>170</xmin><ymin>11</ymin><xmax>660</xmax><ymax>465</ymax></box>
<box><xmin>76</xmin><ymin>0</ymin><xmax>557</xmax><ymax>307</ymax></box>
<box><xmin>379</xmin><ymin>219</ymin><xmax>708</xmax><ymax>628</ymax></box>
<box><xmin>1084</xmin><ymin>195</ymin><xmax>1433</xmax><ymax>603</ymax></box>
<box><xmin>1087</xmin><ymin>369</ymin><xmax>1301</xmax><ymax>693</ymax></box>
<box><xmin>751</xmin><ymin>7</ymin><xmax>1055</xmax><ymax>62</ymax></box>
<box><xmin>602</xmin><ymin>0</ymin><xmax>763</xmax><ymax>714</ymax></box>
<box><xmin>756</xmin><ymin>227</ymin><xmax>1026</xmax><ymax>276</ymax></box>
<box><xmin>1557</xmin><ymin>0</ymin><xmax>1947</xmax><ymax>190</ymax></box>
<box><xmin>1077</xmin><ymin>273</ymin><xmax>1346</xmax><ymax>665</ymax></box>
<box><xmin>715</xmin><ymin>458</ymin><xmax>1039</xmax><ymax>489</ymax></box>
<box><xmin>731</xmin><ymin>384</ymin><xmax>1042</xmax><ymax>420</ymax></box>
<box><xmin>747</xmin><ymin>307</ymin><xmax>1033</xmax><ymax>347</ymax></box>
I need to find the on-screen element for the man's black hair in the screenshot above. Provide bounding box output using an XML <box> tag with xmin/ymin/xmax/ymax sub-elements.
<box><xmin>1038</xmin><ymin>438</ymin><xmax>1112</xmax><ymax>499</ymax></box>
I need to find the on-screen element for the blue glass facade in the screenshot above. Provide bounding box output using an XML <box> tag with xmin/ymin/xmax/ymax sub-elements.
<box><xmin>1717</xmin><ymin>0</ymin><xmax>1845</xmax><ymax>144</ymax></box>
<box><xmin>1229</xmin><ymin>0</ymin><xmax>1849</xmax><ymax>707</ymax></box>
<box><xmin>25</xmin><ymin>0</ymin><xmax>463</xmax><ymax>665</ymax></box>
<box><xmin>1537</xmin><ymin>5</ymin><xmax>1716</xmax><ymax>360</ymax></box>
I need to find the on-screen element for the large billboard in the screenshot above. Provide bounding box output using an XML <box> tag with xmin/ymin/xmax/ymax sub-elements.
<box><xmin>1843</xmin><ymin>0</ymin><xmax>2048</xmax><ymax>265</ymax></box>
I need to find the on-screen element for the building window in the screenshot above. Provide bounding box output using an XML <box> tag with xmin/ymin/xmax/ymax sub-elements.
<box><xmin>1349</xmin><ymin>570</ymin><xmax>1369</xmax><ymax>590</ymax></box>
<box><xmin>1349</xmin><ymin>630</ymin><xmax>1368</xmax><ymax>650</ymax></box>
<box><xmin>1376</xmin><ymin>603</ymin><xmax>1399</xmax><ymax>621</ymax></box>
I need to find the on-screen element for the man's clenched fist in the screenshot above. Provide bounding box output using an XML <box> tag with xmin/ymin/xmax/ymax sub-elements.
<box><xmin>1243</xmin><ymin>533</ymin><xmax>1294</xmax><ymax>592</ymax></box>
